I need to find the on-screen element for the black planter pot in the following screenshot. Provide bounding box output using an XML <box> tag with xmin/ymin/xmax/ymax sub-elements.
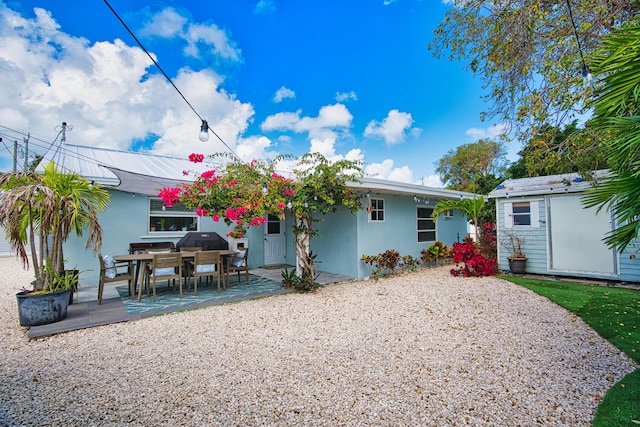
<box><xmin>508</xmin><ymin>257</ymin><xmax>528</xmax><ymax>275</ymax></box>
<box><xmin>16</xmin><ymin>289</ymin><xmax>72</xmax><ymax>327</ymax></box>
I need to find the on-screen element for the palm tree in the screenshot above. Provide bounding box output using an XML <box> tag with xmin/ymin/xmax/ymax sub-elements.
<box><xmin>431</xmin><ymin>196</ymin><xmax>486</xmax><ymax>242</ymax></box>
<box><xmin>0</xmin><ymin>161</ymin><xmax>110</xmax><ymax>291</ymax></box>
<box><xmin>582</xmin><ymin>23</ymin><xmax>640</xmax><ymax>251</ymax></box>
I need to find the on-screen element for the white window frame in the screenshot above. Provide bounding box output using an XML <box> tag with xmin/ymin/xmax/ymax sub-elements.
<box><xmin>149</xmin><ymin>198</ymin><xmax>198</xmax><ymax>233</ymax></box>
<box><xmin>417</xmin><ymin>206</ymin><xmax>436</xmax><ymax>243</ymax></box>
<box><xmin>504</xmin><ymin>201</ymin><xmax>539</xmax><ymax>228</ymax></box>
<box><xmin>369</xmin><ymin>197</ymin><xmax>385</xmax><ymax>222</ymax></box>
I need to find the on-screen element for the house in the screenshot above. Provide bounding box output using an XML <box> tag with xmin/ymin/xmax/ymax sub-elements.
<box><xmin>36</xmin><ymin>144</ymin><xmax>475</xmax><ymax>284</ymax></box>
<box><xmin>488</xmin><ymin>171</ymin><xmax>640</xmax><ymax>282</ymax></box>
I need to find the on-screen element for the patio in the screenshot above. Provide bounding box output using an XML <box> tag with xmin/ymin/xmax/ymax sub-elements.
<box><xmin>27</xmin><ymin>266</ymin><xmax>353</xmax><ymax>339</ymax></box>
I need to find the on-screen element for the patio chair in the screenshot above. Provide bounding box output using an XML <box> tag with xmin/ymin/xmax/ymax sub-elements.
<box><xmin>227</xmin><ymin>247</ymin><xmax>250</xmax><ymax>285</ymax></box>
<box><xmin>188</xmin><ymin>250</ymin><xmax>222</xmax><ymax>294</ymax></box>
<box><xmin>180</xmin><ymin>246</ymin><xmax>203</xmax><ymax>283</ymax></box>
<box><xmin>98</xmin><ymin>254</ymin><xmax>133</xmax><ymax>305</ymax></box>
<box><xmin>144</xmin><ymin>252</ymin><xmax>183</xmax><ymax>302</ymax></box>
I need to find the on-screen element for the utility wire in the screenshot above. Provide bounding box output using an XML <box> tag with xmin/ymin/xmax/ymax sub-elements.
<box><xmin>102</xmin><ymin>0</ymin><xmax>242</xmax><ymax>160</ymax></box>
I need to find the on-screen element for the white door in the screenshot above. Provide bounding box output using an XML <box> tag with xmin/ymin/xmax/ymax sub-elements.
<box><xmin>548</xmin><ymin>195</ymin><xmax>616</xmax><ymax>275</ymax></box>
<box><xmin>264</xmin><ymin>215</ymin><xmax>286</xmax><ymax>266</ymax></box>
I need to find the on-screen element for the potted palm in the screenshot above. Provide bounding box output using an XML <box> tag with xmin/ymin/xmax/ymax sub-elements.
<box><xmin>0</xmin><ymin>161</ymin><xmax>110</xmax><ymax>326</ymax></box>
<box><xmin>501</xmin><ymin>229</ymin><xmax>527</xmax><ymax>274</ymax></box>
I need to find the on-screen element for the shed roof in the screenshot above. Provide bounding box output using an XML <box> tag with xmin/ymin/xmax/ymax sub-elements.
<box><xmin>488</xmin><ymin>170</ymin><xmax>609</xmax><ymax>199</ymax></box>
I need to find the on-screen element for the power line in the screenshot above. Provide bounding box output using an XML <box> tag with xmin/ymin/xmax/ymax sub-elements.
<box><xmin>102</xmin><ymin>0</ymin><xmax>242</xmax><ymax>160</ymax></box>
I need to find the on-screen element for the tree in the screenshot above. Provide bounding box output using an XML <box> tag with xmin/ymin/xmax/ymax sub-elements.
<box><xmin>428</xmin><ymin>0</ymin><xmax>637</xmax><ymax>142</ymax></box>
<box><xmin>435</xmin><ymin>138</ymin><xmax>507</xmax><ymax>193</ymax></box>
<box><xmin>431</xmin><ymin>196</ymin><xmax>486</xmax><ymax>242</ymax></box>
<box><xmin>0</xmin><ymin>162</ymin><xmax>110</xmax><ymax>290</ymax></box>
<box><xmin>507</xmin><ymin>121</ymin><xmax>608</xmax><ymax>179</ymax></box>
<box><xmin>285</xmin><ymin>153</ymin><xmax>363</xmax><ymax>284</ymax></box>
<box><xmin>582</xmin><ymin>22</ymin><xmax>640</xmax><ymax>251</ymax></box>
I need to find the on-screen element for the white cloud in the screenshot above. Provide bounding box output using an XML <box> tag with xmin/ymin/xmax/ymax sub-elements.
<box><xmin>261</xmin><ymin>103</ymin><xmax>352</xmax><ymax>141</ymax></box>
<box><xmin>273</xmin><ymin>86</ymin><xmax>295</xmax><ymax>103</ymax></box>
<box><xmin>139</xmin><ymin>7</ymin><xmax>241</xmax><ymax>62</ymax></box>
<box><xmin>236</xmin><ymin>135</ymin><xmax>278</xmax><ymax>162</ymax></box>
<box><xmin>335</xmin><ymin>91</ymin><xmax>357</xmax><ymax>102</ymax></box>
<box><xmin>465</xmin><ymin>123</ymin><xmax>508</xmax><ymax>140</ymax></box>
<box><xmin>365</xmin><ymin>159</ymin><xmax>413</xmax><ymax>183</ymax></box>
<box><xmin>364</xmin><ymin>109</ymin><xmax>421</xmax><ymax>145</ymax></box>
<box><xmin>383</xmin><ymin>0</ymin><xmax>398</xmax><ymax>5</ymax></box>
<box><xmin>254</xmin><ymin>0</ymin><xmax>277</xmax><ymax>14</ymax></box>
<box><xmin>0</xmin><ymin>4</ymin><xmax>253</xmax><ymax>165</ymax></box>
<box><xmin>418</xmin><ymin>174</ymin><xmax>443</xmax><ymax>188</ymax></box>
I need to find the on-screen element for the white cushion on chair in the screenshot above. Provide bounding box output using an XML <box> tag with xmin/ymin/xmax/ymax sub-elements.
<box><xmin>154</xmin><ymin>267</ymin><xmax>176</xmax><ymax>276</ymax></box>
<box><xmin>103</xmin><ymin>255</ymin><xmax>116</xmax><ymax>279</ymax></box>
<box><xmin>195</xmin><ymin>264</ymin><xmax>216</xmax><ymax>273</ymax></box>
<box><xmin>230</xmin><ymin>251</ymin><xmax>245</xmax><ymax>267</ymax></box>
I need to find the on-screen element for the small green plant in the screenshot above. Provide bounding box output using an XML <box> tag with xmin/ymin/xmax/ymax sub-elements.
<box><xmin>401</xmin><ymin>255</ymin><xmax>420</xmax><ymax>272</ymax></box>
<box><xmin>281</xmin><ymin>267</ymin><xmax>318</xmax><ymax>292</ymax></box>
<box><xmin>361</xmin><ymin>250</ymin><xmax>420</xmax><ymax>277</ymax></box>
<box><xmin>420</xmin><ymin>241</ymin><xmax>451</xmax><ymax>265</ymax></box>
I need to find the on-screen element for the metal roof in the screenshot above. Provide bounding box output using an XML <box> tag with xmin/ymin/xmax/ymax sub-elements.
<box><xmin>35</xmin><ymin>143</ymin><xmax>479</xmax><ymax>200</ymax></box>
<box><xmin>488</xmin><ymin>170</ymin><xmax>610</xmax><ymax>199</ymax></box>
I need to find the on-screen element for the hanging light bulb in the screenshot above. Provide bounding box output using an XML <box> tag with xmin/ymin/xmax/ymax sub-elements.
<box><xmin>262</xmin><ymin>183</ymin><xmax>268</xmax><ymax>195</ymax></box>
<box><xmin>304</xmin><ymin>201</ymin><xmax>308</xmax><ymax>208</ymax></box>
<box><xmin>199</xmin><ymin>120</ymin><xmax>209</xmax><ymax>142</ymax></box>
<box><xmin>581</xmin><ymin>64</ymin><xmax>593</xmax><ymax>85</ymax></box>
<box><xmin>287</xmin><ymin>201</ymin><xmax>292</xmax><ymax>209</ymax></box>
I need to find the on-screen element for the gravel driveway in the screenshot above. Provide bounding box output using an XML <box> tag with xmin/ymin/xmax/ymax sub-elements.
<box><xmin>0</xmin><ymin>256</ymin><xmax>636</xmax><ymax>426</ymax></box>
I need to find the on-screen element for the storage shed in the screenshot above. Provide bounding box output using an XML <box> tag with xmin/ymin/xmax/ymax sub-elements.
<box><xmin>488</xmin><ymin>171</ymin><xmax>639</xmax><ymax>282</ymax></box>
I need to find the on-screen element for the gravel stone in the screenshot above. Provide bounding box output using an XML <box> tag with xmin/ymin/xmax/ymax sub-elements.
<box><xmin>0</xmin><ymin>256</ymin><xmax>636</xmax><ymax>426</ymax></box>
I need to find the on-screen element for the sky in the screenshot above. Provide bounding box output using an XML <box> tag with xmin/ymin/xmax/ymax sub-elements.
<box><xmin>0</xmin><ymin>0</ymin><xmax>518</xmax><ymax>187</ymax></box>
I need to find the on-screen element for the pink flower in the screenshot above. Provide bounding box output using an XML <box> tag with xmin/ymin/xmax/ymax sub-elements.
<box><xmin>277</xmin><ymin>202</ymin><xmax>285</xmax><ymax>210</ymax></box>
<box><xmin>213</xmin><ymin>212</ymin><xmax>220</xmax><ymax>222</ymax></box>
<box><xmin>189</xmin><ymin>153</ymin><xmax>205</xmax><ymax>163</ymax></box>
<box><xmin>158</xmin><ymin>187</ymin><xmax>180</xmax><ymax>207</ymax></box>
<box><xmin>282</xmin><ymin>188</ymin><xmax>295</xmax><ymax>196</ymax></box>
<box><xmin>200</xmin><ymin>170</ymin><xmax>217</xmax><ymax>180</ymax></box>
<box><xmin>196</xmin><ymin>207</ymin><xmax>209</xmax><ymax>217</ymax></box>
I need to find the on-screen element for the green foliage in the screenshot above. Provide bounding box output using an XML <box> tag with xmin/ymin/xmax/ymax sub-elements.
<box><xmin>507</xmin><ymin>121</ymin><xmax>609</xmax><ymax>179</ymax></box>
<box><xmin>361</xmin><ymin>250</ymin><xmax>421</xmax><ymax>278</ymax></box>
<box><xmin>420</xmin><ymin>241</ymin><xmax>451</xmax><ymax>264</ymax></box>
<box><xmin>280</xmin><ymin>267</ymin><xmax>317</xmax><ymax>292</ymax></box>
<box><xmin>502</xmin><ymin>276</ymin><xmax>640</xmax><ymax>425</ymax></box>
<box><xmin>0</xmin><ymin>161</ymin><xmax>110</xmax><ymax>291</ymax></box>
<box><xmin>432</xmin><ymin>196</ymin><xmax>486</xmax><ymax>241</ymax></box>
<box><xmin>428</xmin><ymin>0</ymin><xmax>637</xmax><ymax>141</ymax></box>
<box><xmin>435</xmin><ymin>139</ymin><xmax>508</xmax><ymax>193</ymax></box>
<box><xmin>582</xmin><ymin>22</ymin><xmax>640</xmax><ymax>251</ymax></box>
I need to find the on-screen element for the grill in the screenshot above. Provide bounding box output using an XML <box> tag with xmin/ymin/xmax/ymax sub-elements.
<box><xmin>175</xmin><ymin>232</ymin><xmax>229</xmax><ymax>251</ymax></box>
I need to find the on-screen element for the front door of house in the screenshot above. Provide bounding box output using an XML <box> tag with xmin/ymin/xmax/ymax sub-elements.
<box><xmin>264</xmin><ymin>215</ymin><xmax>286</xmax><ymax>266</ymax></box>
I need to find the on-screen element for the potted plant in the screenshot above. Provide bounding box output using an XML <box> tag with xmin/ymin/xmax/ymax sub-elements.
<box><xmin>501</xmin><ymin>229</ymin><xmax>527</xmax><ymax>274</ymax></box>
<box><xmin>0</xmin><ymin>161</ymin><xmax>110</xmax><ymax>326</ymax></box>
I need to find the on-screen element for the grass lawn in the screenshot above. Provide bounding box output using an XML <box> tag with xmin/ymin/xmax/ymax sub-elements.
<box><xmin>501</xmin><ymin>276</ymin><xmax>640</xmax><ymax>427</ymax></box>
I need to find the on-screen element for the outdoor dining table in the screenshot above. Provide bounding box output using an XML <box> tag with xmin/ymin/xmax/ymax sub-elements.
<box><xmin>113</xmin><ymin>250</ymin><xmax>239</xmax><ymax>300</ymax></box>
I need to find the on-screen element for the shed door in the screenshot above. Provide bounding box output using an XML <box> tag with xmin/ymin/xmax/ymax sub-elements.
<box><xmin>548</xmin><ymin>195</ymin><xmax>616</xmax><ymax>275</ymax></box>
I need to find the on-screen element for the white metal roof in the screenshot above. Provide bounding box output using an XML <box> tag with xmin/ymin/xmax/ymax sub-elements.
<box><xmin>349</xmin><ymin>177</ymin><xmax>478</xmax><ymax>200</ymax></box>
<box><xmin>488</xmin><ymin>170</ymin><xmax>610</xmax><ymax>199</ymax></box>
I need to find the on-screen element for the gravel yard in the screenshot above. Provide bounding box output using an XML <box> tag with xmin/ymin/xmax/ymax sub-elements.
<box><xmin>0</xmin><ymin>256</ymin><xmax>636</xmax><ymax>426</ymax></box>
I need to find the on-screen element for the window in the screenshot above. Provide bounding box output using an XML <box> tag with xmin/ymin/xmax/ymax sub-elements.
<box><xmin>369</xmin><ymin>198</ymin><xmax>384</xmax><ymax>222</ymax></box>
<box><xmin>417</xmin><ymin>207</ymin><xmax>435</xmax><ymax>242</ymax></box>
<box><xmin>512</xmin><ymin>202</ymin><xmax>531</xmax><ymax>225</ymax></box>
<box><xmin>149</xmin><ymin>198</ymin><xmax>198</xmax><ymax>233</ymax></box>
<box><xmin>504</xmin><ymin>201</ymin><xmax>539</xmax><ymax>228</ymax></box>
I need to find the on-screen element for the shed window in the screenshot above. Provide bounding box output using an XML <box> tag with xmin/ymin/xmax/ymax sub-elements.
<box><xmin>149</xmin><ymin>198</ymin><xmax>198</xmax><ymax>232</ymax></box>
<box><xmin>512</xmin><ymin>202</ymin><xmax>531</xmax><ymax>226</ymax></box>
<box><xmin>504</xmin><ymin>201</ymin><xmax>539</xmax><ymax>228</ymax></box>
<box><xmin>417</xmin><ymin>207</ymin><xmax>436</xmax><ymax>242</ymax></box>
<box><xmin>369</xmin><ymin>198</ymin><xmax>384</xmax><ymax>222</ymax></box>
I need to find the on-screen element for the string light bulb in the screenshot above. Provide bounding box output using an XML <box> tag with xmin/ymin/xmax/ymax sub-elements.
<box><xmin>199</xmin><ymin>120</ymin><xmax>209</xmax><ymax>142</ymax></box>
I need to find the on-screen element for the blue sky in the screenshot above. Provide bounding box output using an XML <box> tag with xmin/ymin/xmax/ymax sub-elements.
<box><xmin>0</xmin><ymin>0</ymin><xmax>515</xmax><ymax>186</ymax></box>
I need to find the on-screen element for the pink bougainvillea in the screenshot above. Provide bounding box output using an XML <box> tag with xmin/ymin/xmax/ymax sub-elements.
<box><xmin>188</xmin><ymin>153</ymin><xmax>205</xmax><ymax>163</ymax></box>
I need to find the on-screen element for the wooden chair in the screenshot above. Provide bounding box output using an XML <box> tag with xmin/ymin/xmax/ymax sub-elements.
<box><xmin>98</xmin><ymin>254</ymin><xmax>133</xmax><ymax>305</ymax></box>
<box><xmin>227</xmin><ymin>247</ymin><xmax>250</xmax><ymax>285</ymax></box>
<box><xmin>180</xmin><ymin>246</ymin><xmax>202</xmax><ymax>284</ymax></box>
<box><xmin>143</xmin><ymin>252</ymin><xmax>183</xmax><ymax>302</ymax></box>
<box><xmin>188</xmin><ymin>250</ymin><xmax>222</xmax><ymax>293</ymax></box>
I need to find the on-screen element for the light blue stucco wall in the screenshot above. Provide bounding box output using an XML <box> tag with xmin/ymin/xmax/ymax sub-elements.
<box><xmin>64</xmin><ymin>190</ymin><xmax>237</xmax><ymax>286</ymax></box>
<box><xmin>495</xmin><ymin>196</ymin><xmax>640</xmax><ymax>282</ymax></box>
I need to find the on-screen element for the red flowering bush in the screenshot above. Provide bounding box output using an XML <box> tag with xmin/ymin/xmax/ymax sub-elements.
<box><xmin>159</xmin><ymin>154</ymin><xmax>295</xmax><ymax>238</ymax></box>
<box><xmin>449</xmin><ymin>241</ymin><xmax>497</xmax><ymax>277</ymax></box>
<box><xmin>478</xmin><ymin>222</ymin><xmax>497</xmax><ymax>260</ymax></box>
